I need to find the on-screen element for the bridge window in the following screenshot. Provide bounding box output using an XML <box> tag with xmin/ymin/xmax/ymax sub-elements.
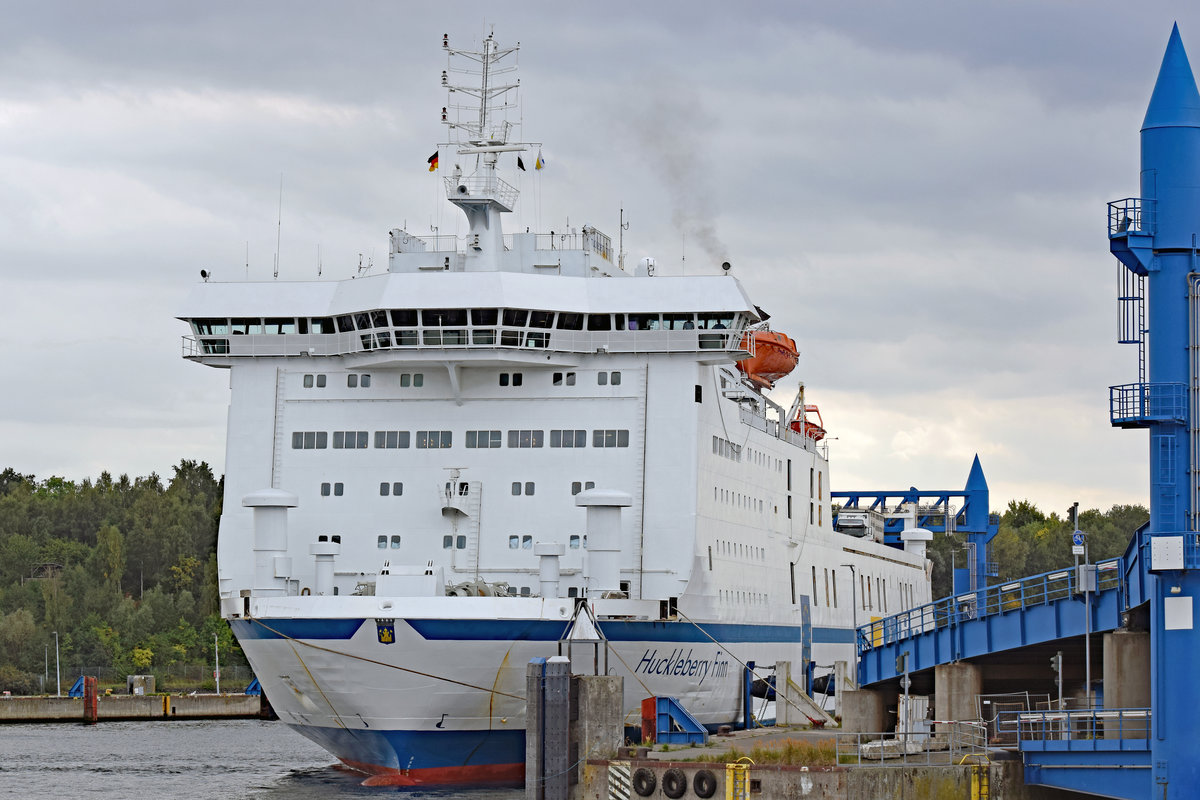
<box><xmin>556</xmin><ymin>312</ymin><xmax>583</xmax><ymax>331</ymax></box>
<box><xmin>551</xmin><ymin>430</ymin><xmax>587</xmax><ymax>448</ymax></box>
<box><xmin>529</xmin><ymin>310</ymin><xmax>554</xmax><ymax>328</ymax></box>
<box><xmin>508</xmin><ymin>430</ymin><xmax>544</xmax><ymax>448</ymax></box>
<box><xmin>466</xmin><ymin>430</ymin><xmax>502</xmax><ymax>448</ymax></box>
<box><xmin>416</xmin><ymin>430</ymin><xmax>452</xmax><ymax>449</ymax></box>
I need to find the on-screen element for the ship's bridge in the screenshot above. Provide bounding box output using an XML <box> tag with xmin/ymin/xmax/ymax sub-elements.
<box><xmin>179</xmin><ymin>272</ymin><xmax>758</xmax><ymax>366</ymax></box>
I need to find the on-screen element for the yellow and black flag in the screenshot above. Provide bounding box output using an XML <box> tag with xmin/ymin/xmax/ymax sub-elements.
<box><xmin>427</xmin><ymin>151</ymin><xmax>439</xmax><ymax>172</ymax></box>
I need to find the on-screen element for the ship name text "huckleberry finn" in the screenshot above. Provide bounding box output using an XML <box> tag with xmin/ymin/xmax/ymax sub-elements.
<box><xmin>634</xmin><ymin>648</ymin><xmax>731</xmax><ymax>685</ymax></box>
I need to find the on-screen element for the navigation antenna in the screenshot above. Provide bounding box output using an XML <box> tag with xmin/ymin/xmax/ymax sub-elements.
<box><xmin>272</xmin><ymin>174</ymin><xmax>283</xmax><ymax>280</ymax></box>
<box><xmin>618</xmin><ymin>208</ymin><xmax>629</xmax><ymax>271</ymax></box>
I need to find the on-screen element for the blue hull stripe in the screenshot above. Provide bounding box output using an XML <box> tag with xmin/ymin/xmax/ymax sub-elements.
<box><xmin>231</xmin><ymin>618</ymin><xmax>364</xmax><ymax>640</ymax></box>
<box><xmin>232</xmin><ymin>616</ymin><xmax>851</xmax><ymax>646</ymax></box>
<box><xmin>291</xmin><ymin>723</ymin><xmax>524</xmax><ymax>771</ymax></box>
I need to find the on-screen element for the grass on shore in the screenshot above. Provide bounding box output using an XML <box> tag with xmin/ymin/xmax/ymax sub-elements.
<box><xmin>677</xmin><ymin>738</ymin><xmax>837</xmax><ymax>767</ymax></box>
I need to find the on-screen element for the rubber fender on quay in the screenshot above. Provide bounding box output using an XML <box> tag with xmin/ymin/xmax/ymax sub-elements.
<box><xmin>631</xmin><ymin>767</ymin><xmax>656</xmax><ymax>797</ymax></box>
<box><xmin>693</xmin><ymin>768</ymin><xmax>718</xmax><ymax>799</ymax></box>
<box><xmin>662</xmin><ymin>768</ymin><xmax>687</xmax><ymax>799</ymax></box>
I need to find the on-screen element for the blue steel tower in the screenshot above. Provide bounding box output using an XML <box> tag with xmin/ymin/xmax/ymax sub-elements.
<box><xmin>1109</xmin><ymin>23</ymin><xmax>1200</xmax><ymax>798</ymax></box>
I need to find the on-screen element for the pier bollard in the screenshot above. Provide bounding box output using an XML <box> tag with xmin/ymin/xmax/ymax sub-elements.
<box><xmin>82</xmin><ymin>677</ymin><xmax>98</xmax><ymax>724</ymax></box>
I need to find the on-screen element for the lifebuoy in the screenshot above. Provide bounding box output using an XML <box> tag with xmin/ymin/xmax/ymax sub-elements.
<box><xmin>662</xmin><ymin>768</ymin><xmax>687</xmax><ymax>799</ymax></box>
<box><xmin>632</xmin><ymin>767</ymin><xmax>656</xmax><ymax>797</ymax></box>
<box><xmin>693</xmin><ymin>769</ymin><xmax>718</xmax><ymax>798</ymax></box>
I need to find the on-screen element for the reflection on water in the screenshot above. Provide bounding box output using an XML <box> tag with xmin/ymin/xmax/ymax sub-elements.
<box><xmin>0</xmin><ymin>719</ymin><xmax>521</xmax><ymax>799</ymax></box>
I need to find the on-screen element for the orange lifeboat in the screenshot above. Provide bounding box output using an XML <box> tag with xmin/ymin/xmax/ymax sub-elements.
<box><xmin>736</xmin><ymin>331</ymin><xmax>799</xmax><ymax>389</ymax></box>
<box><xmin>789</xmin><ymin>405</ymin><xmax>826</xmax><ymax>442</ymax></box>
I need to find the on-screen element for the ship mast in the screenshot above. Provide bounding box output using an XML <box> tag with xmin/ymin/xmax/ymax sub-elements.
<box><xmin>440</xmin><ymin>32</ymin><xmax>527</xmax><ymax>271</ymax></box>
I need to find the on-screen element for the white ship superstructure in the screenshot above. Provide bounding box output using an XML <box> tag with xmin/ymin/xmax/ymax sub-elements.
<box><xmin>180</xmin><ymin>33</ymin><xmax>932</xmax><ymax>786</ymax></box>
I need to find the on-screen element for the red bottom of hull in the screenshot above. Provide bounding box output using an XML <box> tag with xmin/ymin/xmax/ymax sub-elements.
<box><xmin>342</xmin><ymin>758</ymin><xmax>524</xmax><ymax>787</ymax></box>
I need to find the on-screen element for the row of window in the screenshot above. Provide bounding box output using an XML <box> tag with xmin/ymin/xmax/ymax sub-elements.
<box><xmin>719</xmin><ymin>590</ymin><xmax>769</xmax><ymax>605</ymax></box>
<box><xmin>293</xmin><ymin>429</ymin><xmax>631</xmax><ymax>450</ymax></box>
<box><xmin>507</xmin><ymin>534</ymin><xmax>588</xmax><ymax>550</ymax></box>
<box><xmin>713</xmin><ymin>436</ymin><xmax>741</xmax><ymax>462</ymax></box>
<box><xmin>714</xmin><ymin>486</ymin><xmax>771</xmax><ymax>515</ymax></box>
<box><xmin>316</xmin><ymin>479</ymin><xmax>597</xmax><ymax>499</ymax></box>
<box><xmin>808</xmin><ymin>566</ymin><xmax>906</xmax><ymax>613</ymax></box>
<box><xmin>193</xmin><ymin>311</ymin><xmax>737</xmax><ymax>336</ymax></box>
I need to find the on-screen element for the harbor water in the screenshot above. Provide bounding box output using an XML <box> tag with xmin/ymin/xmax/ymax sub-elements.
<box><xmin>0</xmin><ymin>719</ymin><xmax>523</xmax><ymax>799</ymax></box>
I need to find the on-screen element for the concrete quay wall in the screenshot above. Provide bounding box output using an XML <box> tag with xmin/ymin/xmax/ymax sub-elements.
<box><xmin>576</xmin><ymin>760</ymin><xmax>1087</xmax><ymax>800</ymax></box>
<box><xmin>0</xmin><ymin>694</ymin><xmax>263</xmax><ymax>722</ymax></box>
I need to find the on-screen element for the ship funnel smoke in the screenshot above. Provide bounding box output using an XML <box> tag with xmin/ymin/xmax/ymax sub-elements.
<box><xmin>633</xmin><ymin>90</ymin><xmax>730</xmax><ymax>267</ymax></box>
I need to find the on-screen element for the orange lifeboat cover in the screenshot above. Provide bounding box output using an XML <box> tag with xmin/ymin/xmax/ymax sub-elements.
<box><xmin>789</xmin><ymin>404</ymin><xmax>826</xmax><ymax>441</ymax></box>
<box><xmin>736</xmin><ymin>331</ymin><xmax>798</xmax><ymax>388</ymax></box>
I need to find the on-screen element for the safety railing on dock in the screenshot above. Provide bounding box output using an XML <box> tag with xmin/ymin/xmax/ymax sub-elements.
<box><xmin>835</xmin><ymin>721</ymin><xmax>988</xmax><ymax>766</ymax></box>
<box><xmin>857</xmin><ymin>560</ymin><xmax>1122</xmax><ymax>654</ymax></box>
<box><xmin>996</xmin><ymin>709</ymin><xmax>1151</xmax><ymax>751</ymax></box>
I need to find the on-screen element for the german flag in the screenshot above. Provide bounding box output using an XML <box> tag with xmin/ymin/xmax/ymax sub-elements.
<box><xmin>427</xmin><ymin>151</ymin><xmax>439</xmax><ymax>172</ymax></box>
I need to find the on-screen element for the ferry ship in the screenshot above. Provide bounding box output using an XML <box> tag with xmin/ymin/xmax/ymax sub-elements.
<box><xmin>180</xmin><ymin>33</ymin><xmax>933</xmax><ymax>786</ymax></box>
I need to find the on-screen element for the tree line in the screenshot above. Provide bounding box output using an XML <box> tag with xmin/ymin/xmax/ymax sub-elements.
<box><xmin>0</xmin><ymin>461</ymin><xmax>239</xmax><ymax>693</ymax></box>
<box><xmin>925</xmin><ymin>500</ymin><xmax>1149</xmax><ymax>598</ymax></box>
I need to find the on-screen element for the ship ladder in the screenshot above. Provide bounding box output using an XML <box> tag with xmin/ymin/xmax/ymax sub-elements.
<box><xmin>971</xmin><ymin>763</ymin><xmax>990</xmax><ymax>800</ymax></box>
<box><xmin>725</xmin><ymin>758</ymin><xmax>752</xmax><ymax>800</ymax></box>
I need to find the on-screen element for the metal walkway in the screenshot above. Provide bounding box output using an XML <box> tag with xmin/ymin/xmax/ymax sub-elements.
<box><xmin>856</xmin><ymin>559</ymin><xmax>1124</xmax><ymax>686</ymax></box>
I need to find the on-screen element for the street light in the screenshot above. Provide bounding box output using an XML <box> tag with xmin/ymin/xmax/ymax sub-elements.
<box><xmin>840</xmin><ymin>564</ymin><xmax>858</xmax><ymax>688</ymax></box>
<box><xmin>53</xmin><ymin>631</ymin><xmax>60</xmax><ymax>698</ymax></box>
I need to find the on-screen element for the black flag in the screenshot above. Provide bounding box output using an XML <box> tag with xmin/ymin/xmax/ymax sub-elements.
<box><xmin>517</xmin><ymin>155</ymin><xmax>526</xmax><ymax>171</ymax></box>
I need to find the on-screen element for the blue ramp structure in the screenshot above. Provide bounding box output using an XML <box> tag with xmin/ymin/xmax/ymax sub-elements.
<box><xmin>833</xmin><ymin>456</ymin><xmax>999</xmax><ymax>597</ymax></box>
<box><xmin>652</xmin><ymin>696</ymin><xmax>708</xmax><ymax>745</ymax></box>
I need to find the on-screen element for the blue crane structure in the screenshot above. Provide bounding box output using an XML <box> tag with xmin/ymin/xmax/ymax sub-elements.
<box><xmin>849</xmin><ymin>25</ymin><xmax>1200</xmax><ymax>800</ymax></box>
<box><xmin>1106</xmin><ymin>22</ymin><xmax>1200</xmax><ymax>799</ymax></box>
<box><xmin>832</xmin><ymin>455</ymin><xmax>999</xmax><ymax>596</ymax></box>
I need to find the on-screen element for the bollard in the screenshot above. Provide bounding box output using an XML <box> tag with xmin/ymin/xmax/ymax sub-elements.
<box><xmin>82</xmin><ymin>676</ymin><xmax>98</xmax><ymax>724</ymax></box>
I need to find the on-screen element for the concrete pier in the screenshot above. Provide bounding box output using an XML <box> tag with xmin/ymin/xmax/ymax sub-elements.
<box><xmin>934</xmin><ymin>662</ymin><xmax>982</xmax><ymax>729</ymax></box>
<box><xmin>0</xmin><ymin>693</ymin><xmax>265</xmax><ymax>722</ymax></box>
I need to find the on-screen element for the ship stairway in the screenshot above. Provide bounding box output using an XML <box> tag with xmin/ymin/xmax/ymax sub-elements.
<box><xmin>271</xmin><ymin>367</ymin><xmax>287</xmax><ymax>488</ymax></box>
<box><xmin>1116</xmin><ymin>264</ymin><xmax>1147</xmax><ymax>386</ymax></box>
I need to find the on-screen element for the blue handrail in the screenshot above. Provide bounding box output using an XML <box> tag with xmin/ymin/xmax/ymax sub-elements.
<box><xmin>857</xmin><ymin>559</ymin><xmax>1122</xmax><ymax>654</ymax></box>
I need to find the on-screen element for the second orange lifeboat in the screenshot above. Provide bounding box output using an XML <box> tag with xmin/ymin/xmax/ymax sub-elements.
<box><xmin>789</xmin><ymin>404</ymin><xmax>826</xmax><ymax>442</ymax></box>
<box><xmin>736</xmin><ymin>330</ymin><xmax>799</xmax><ymax>389</ymax></box>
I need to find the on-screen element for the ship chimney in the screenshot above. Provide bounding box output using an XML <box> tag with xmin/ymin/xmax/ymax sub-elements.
<box><xmin>575</xmin><ymin>489</ymin><xmax>633</xmax><ymax>596</ymax></box>
<box><xmin>534</xmin><ymin>542</ymin><xmax>566</xmax><ymax>598</ymax></box>
<box><xmin>242</xmin><ymin>488</ymin><xmax>299</xmax><ymax>597</ymax></box>
<box><xmin>310</xmin><ymin>535</ymin><xmax>341</xmax><ymax>596</ymax></box>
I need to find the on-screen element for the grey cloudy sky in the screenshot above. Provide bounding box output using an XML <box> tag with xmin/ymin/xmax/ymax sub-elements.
<box><xmin>1</xmin><ymin>1</ymin><xmax>1195</xmax><ymax>515</ymax></box>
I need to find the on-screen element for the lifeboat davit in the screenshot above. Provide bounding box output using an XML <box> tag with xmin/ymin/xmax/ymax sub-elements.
<box><xmin>736</xmin><ymin>331</ymin><xmax>799</xmax><ymax>389</ymax></box>
<box><xmin>790</xmin><ymin>404</ymin><xmax>826</xmax><ymax>442</ymax></box>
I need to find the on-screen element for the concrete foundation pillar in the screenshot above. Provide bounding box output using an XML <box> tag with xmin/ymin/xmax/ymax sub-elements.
<box><xmin>934</xmin><ymin>662</ymin><xmax>982</xmax><ymax>735</ymax></box>
<box><xmin>1103</xmin><ymin>630</ymin><xmax>1150</xmax><ymax>739</ymax></box>
<box><xmin>571</xmin><ymin>674</ymin><xmax>623</xmax><ymax>767</ymax></box>
<box><xmin>840</xmin><ymin>689</ymin><xmax>885</xmax><ymax>733</ymax></box>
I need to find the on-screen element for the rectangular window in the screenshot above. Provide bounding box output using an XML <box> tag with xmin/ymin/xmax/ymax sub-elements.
<box><xmin>812</xmin><ymin>566</ymin><xmax>818</xmax><ymax>607</ymax></box>
<box><xmin>333</xmin><ymin>431</ymin><xmax>368</xmax><ymax>449</ymax></box>
<box><xmin>466</xmin><ymin>430</ymin><xmax>502</xmax><ymax>448</ymax></box>
<box><xmin>552</xmin><ymin>372</ymin><xmax>577</xmax><ymax>386</ymax></box>
<box><xmin>333</xmin><ymin>482</ymin><xmax>343</xmax><ymax>496</ymax></box>
<box><xmin>379</xmin><ymin>482</ymin><xmax>390</xmax><ymax>496</ymax></box>
<box><xmin>525</xmin><ymin>481</ymin><xmax>535</xmax><ymax>496</ymax></box>
<box><xmin>320</xmin><ymin>482</ymin><xmax>331</xmax><ymax>497</ymax></box>
<box><xmin>443</xmin><ymin>535</ymin><xmax>453</xmax><ymax>549</ymax></box>
<box><xmin>390</xmin><ymin>535</ymin><xmax>401</xmax><ymax>549</ymax></box>
<box><xmin>550</xmin><ymin>430</ymin><xmax>587</xmax><ymax>448</ymax></box>
<box><xmin>511</xmin><ymin>482</ymin><xmax>521</xmax><ymax>496</ymax></box>
<box><xmin>824</xmin><ymin>568</ymin><xmax>830</xmax><ymax>607</ymax></box>
<box><xmin>393</xmin><ymin>482</ymin><xmax>403</xmax><ymax>496</ymax></box>
<box><xmin>569</xmin><ymin>535</ymin><xmax>581</xmax><ymax>549</ymax></box>
<box><xmin>592</xmin><ymin>429</ymin><xmax>630</xmax><ymax>448</ymax></box>
<box><xmin>790</xmin><ymin>563</ymin><xmax>796</xmax><ymax>604</ymax></box>
<box><xmin>695</xmin><ymin>384</ymin><xmax>703</xmax><ymax>404</ymax></box>
<box><xmin>529</xmin><ymin>310</ymin><xmax>554</xmax><ymax>328</ymax></box>
<box><xmin>347</xmin><ymin>374</ymin><xmax>358</xmax><ymax>388</ymax></box>
<box><xmin>377</xmin><ymin>535</ymin><xmax>387</xmax><ymax>549</ymax></box>
<box><xmin>292</xmin><ymin>431</ymin><xmax>328</xmax><ymax>450</ymax></box>
<box><xmin>521</xmin><ymin>535</ymin><xmax>533</xmax><ymax>549</ymax></box>
<box><xmin>507</xmin><ymin>430</ymin><xmax>544</xmax><ymax>448</ymax></box>
<box><xmin>374</xmin><ymin>430</ymin><xmax>411</xmax><ymax>449</ymax></box>
<box><xmin>832</xmin><ymin>573</ymin><xmax>838</xmax><ymax>608</ymax></box>
<box><xmin>611</xmin><ymin>371</ymin><xmax>621</xmax><ymax>386</ymax></box>
<box><xmin>416</xmin><ymin>430</ymin><xmax>452</xmax><ymax>448</ymax></box>
<box><xmin>303</xmin><ymin>374</ymin><xmax>314</xmax><ymax>388</ymax></box>
<box><xmin>586</xmin><ymin>314</ymin><xmax>611</xmax><ymax>331</ymax></box>
<box><xmin>598</xmin><ymin>372</ymin><xmax>607</xmax><ymax>386</ymax></box>
<box><xmin>556</xmin><ymin>312</ymin><xmax>583</xmax><ymax>330</ymax></box>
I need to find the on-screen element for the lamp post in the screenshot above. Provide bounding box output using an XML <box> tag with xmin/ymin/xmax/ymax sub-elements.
<box><xmin>214</xmin><ymin>633</ymin><xmax>220</xmax><ymax>695</ymax></box>
<box><xmin>53</xmin><ymin>631</ymin><xmax>60</xmax><ymax>698</ymax></box>
<box><xmin>841</xmin><ymin>564</ymin><xmax>858</xmax><ymax>687</ymax></box>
